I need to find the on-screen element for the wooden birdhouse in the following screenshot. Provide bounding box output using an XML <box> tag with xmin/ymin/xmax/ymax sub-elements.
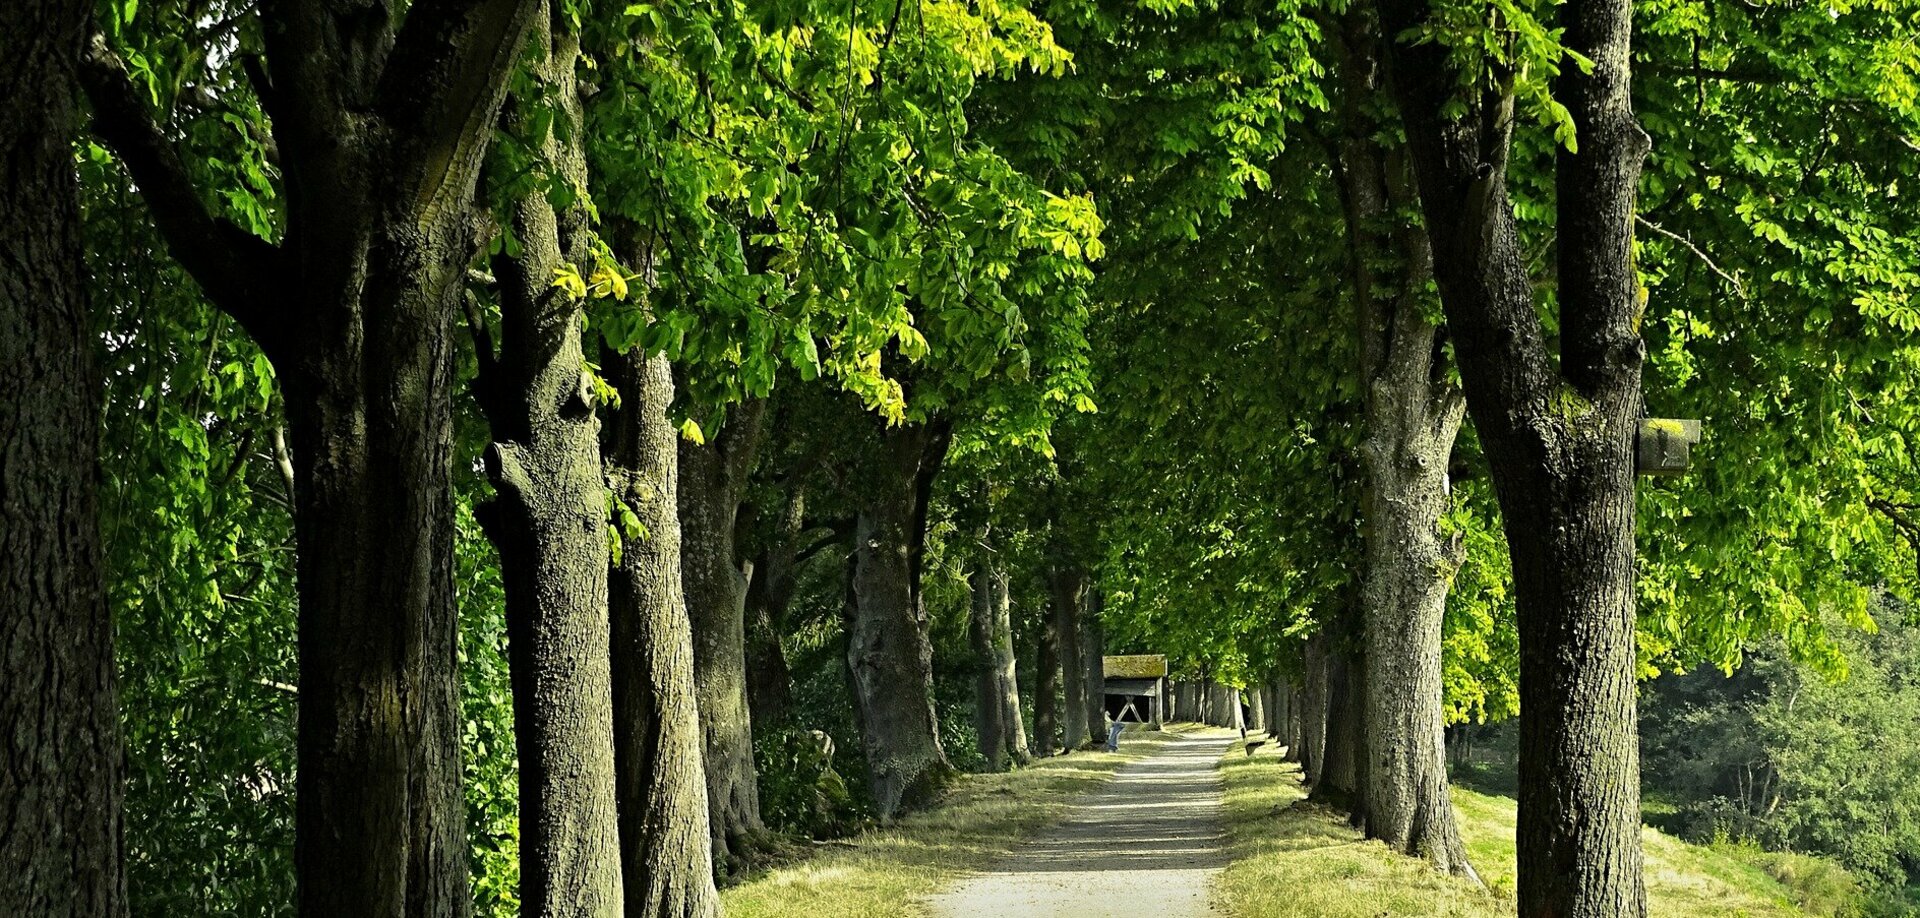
<box><xmin>1636</xmin><ymin>418</ymin><xmax>1702</xmax><ymax>476</ymax></box>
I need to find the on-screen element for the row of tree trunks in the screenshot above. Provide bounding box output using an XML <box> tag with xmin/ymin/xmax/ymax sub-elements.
<box><xmin>601</xmin><ymin>327</ymin><xmax>721</xmax><ymax>917</ymax></box>
<box><xmin>678</xmin><ymin>399</ymin><xmax>769</xmax><ymax>873</ymax></box>
<box><xmin>471</xmin><ymin>13</ymin><xmax>622</xmax><ymax>913</ymax></box>
<box><xmin>1165</xmin><ymin>680</ymin><xmax>1245</xmax><ymax>728</ymax></box>
<box><xmin>0</xmin><ymin>3</ymin><xmax>127</xmax><ymax>913</ymax></box>
<box><xmin>846</xmin><ymin>420</ymin><xmax>956</xmax><ymax>817</ymax></box>
<box><xmin>1376</xmin><ymin>0</ymin><xmax>1651</xmax><ymax>908</ymax></box>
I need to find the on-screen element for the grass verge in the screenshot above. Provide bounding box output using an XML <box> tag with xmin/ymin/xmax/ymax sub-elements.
<box><xmin>721</xmin><ymin>726</ymin><xmax>1180</xmax><ymax>918</ymax></box>
<box><xmin>1214</xmin><ymin>739</ymin><xmax>1864</xmax><ymax>918</ymax></box>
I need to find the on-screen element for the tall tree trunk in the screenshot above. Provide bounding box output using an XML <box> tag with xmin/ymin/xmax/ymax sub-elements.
<box><xmin>1327</xmin><ymin>5</ymin><xmax>1476</xmax><ymax>877</ymax></box>
<box><xmin>991</xmin><ymin>570</ymin><xmax>1032</xmax><ymax>764</ymax></box>
<box><xmin>1247</xmin><ymin>686</ymin><xmax>1267</xmax><ymax>734</ymax></box>
<box><xmin>1052</xmin><ymin>568</ymin><xmax>1090</xmax><ymax>749</ymax></box>
<box><xmin>1377</xmin><ymin>0</ymin><xmax>1650</xmax><ymax>907</ymax></box>
<box><xmin>969</xmin><ymin>564</ymin><xmax>1009</xmax><ymax>771</ymax></box>
<box><xmin>1299</xmin><ymin>640</ymin><xmax>1330</xmax><ymax>786</ymax></box>
<box><xmin>1082</xmin><ymin>589</ymin><xmax>1106</xmax><ymax>741</ymax></box>
<box><xmin>1034</xmin><ymin>609</ymin><xmax>1061</xmax><ymax>757</ymax></box>
<box><xmin>679</xmin><ymin>400</ymin><xmax>768</xmax><ymax>873</ymax></box>
<box><xmin>0</xmin><ymin>4</ymin><xmax>127</xmax><ymax>913</ymax></box>
<box><xmin>744</xmin><ymin>486</ymin><xmax>807</xmax><ymax>729</ymax></box>
<box><xmin>603</xmin><ymin>336</ymin><xmax>720</xmax><ymax>918</ymax></box>
<box><xmin>83</xmin><ymin>4</ymin><xmax>542</xmax><ymax>913</ymax></box>
<box><xmin>472</xmin><ymin>15</ymin><xmax>621</xmax><ymax>914</ymax></box>
<box><xmin>847</xmin><ymin>420</ymin><xmax>955</xmax><ymax>817</ymax></box>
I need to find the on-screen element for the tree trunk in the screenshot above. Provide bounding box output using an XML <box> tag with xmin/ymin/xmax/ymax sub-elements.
<box><xmin>1377</xmin><ymin>0</ymin><xmax>1650</xmax><ymax>907</ymax></box>
<box><xmin>1052</xmin><ymin>568</ymin><xmax>1090</xmax><ymax>749</ymax></box>
<box><xmin>1247</xmin><ymin>686</ymin><xmax>1267</xmax><ymax>734</ymax></box>
<box><xmin>969</xmin><ymin>565</ymin><xmax>1009</xmax><ymax>771</ymax></box>
<box><xmin>472</xmin><ymin>16</ymin><xmax>622</xmax><ymax>915</ymax></box>
<box><xmin>1325</xmin><ymin>5</ymin><xmax>1476</xmax><ymax>877</ymax></box>
<box><xmin>1035</xmin><ymin>608</ymin><xmax>1060</xmax><ymax>757</ymax></box>
<box><xmin>679</xmin><ymin>400</ymin><xmax>768</xmax><ymax>873</ymax></box>
<box><xmin>1299</xmin><ymin>640</ymin><xmax>1330</xmax><ymax>786</ymax></box>
<box><xmin>0</xmin><ymin>4</ymin><xmax>127</xmax><ymax>913</ymax></box>
<box><xmin>603</xmin><ymin>338</ymin><xmax>720</xmax><ymax>918</ymax></box>
<box><xmin>82</xmin><ymin>4</ymin><xmax>543</xmax><ymax>913</ymax></box>
<box><xmin>743</xmin><ymin>486</ymin><xmax>806</xmax><ymax>729</ymax></box>
<box><xmin>990</xmin><ymin>570</ymin><xmax>1032</xmax><ymax>764</ymax></box>
<box><xmin>847</xmin><ymin>420</ymin><xmax>955</xmax><ymax>817</ymax></box>
<box><xmin>1082</xmin><ymin>589</ymin><xmax>1106</xmax><ymax>741</ymax></box>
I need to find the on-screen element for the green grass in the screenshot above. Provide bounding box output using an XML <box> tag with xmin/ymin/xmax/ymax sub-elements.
<box><xmin>1215</xmin><ymin>739</ymin><xmax>1868</xmax><ymax>918</ymax></box>
<box><xmin>720</xmin><ymin>726</ymin><xmax>1181</xmax><ymax>918</ymax></box>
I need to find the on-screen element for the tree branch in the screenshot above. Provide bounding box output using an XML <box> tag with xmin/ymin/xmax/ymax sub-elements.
<box><xmin>1636</xmin><ymin>216</ymin><xmax>1746</xmax><ymax>300</ymax></box>
<box><xmin>80</xmin><ymin>34</ymin><xmax>286</xmax><ymax>355</ymax></box>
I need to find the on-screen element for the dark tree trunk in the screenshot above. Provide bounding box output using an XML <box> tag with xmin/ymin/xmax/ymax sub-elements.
<box><xmin>1376</xmin><ymin>0</ymin><xmax>1651</xmax><ymax>908</ymax></box>
<box><xmin>969</xmin><ymin>564</ymin><xmax>1009</xmax><ymax>771</ymax></box>
<box><xmin>0</xmin><ymin>4</ymin><xmax>127</xmax><ymax>913</ymax></box>
<box><xmin>679</xmin><ymin>400</ymin><xmax>768</xmax><ymax>872</ymax></box>
<box><xmin>847</xmin><ymin>420</ymin><xmax>955</xmax><ymax>817</ymax></box>
<box><xmin>1327</xmin><ymin>6</ymin><xmax>1475</xmax><ymax>876</ymax></box>
<box><xmin>1299</xmin><ymin>640</ymin><xmax>1329</xmax><ymax>786</ymax></box>
<box><xmin>1052</xmin><ymin>568</ymin><xmax>1090</xmax><ymax>749</ymax></box>
<box><xmin>1247</xmin><ymin>685</ymin><xmax>1267</xmax><ymax>734</ymax></box>
<box><xmin>1034</xmin><ymin>609</ymin><xmax>1061</xmax><ymax>757</ymax></box>
<box><xmin>472</xmin><ymin>16</ymin><xmax>621</xmax><ymax>915</ymax></box>
<box><xmin>1081</xmin><ymin>588</ymin><xmax>1106</xmax><ymax>740</ymax></box>
<box><xmin>83</xmin><ymin>3</ymin><xmax>543</xmax><ymax>913</ymax></box>
<box><xmin>603</xmin><ymin>337</ymin><xmax>720</xmax><ymax>918</ymax></box>
<box><xmin>743</xmin><ymin>487</ymin><xmax>807</xmax><ymax>729</ymax></box>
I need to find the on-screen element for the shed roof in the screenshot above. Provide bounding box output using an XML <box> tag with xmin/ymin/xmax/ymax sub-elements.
<box><xmin>1103</xmin><ymin>654</ymin><xmax>1168</xmax><ymax>679</ymax></box>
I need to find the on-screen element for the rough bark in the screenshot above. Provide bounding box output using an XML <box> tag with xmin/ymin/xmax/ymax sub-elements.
<box><xmin>847</xmin><ymin>420</ymin><xmax>955</xmax><ymax>817</ymax></box>
<box><xmin>0</xmin><ymin>4</ymin><xmax>127</xmax><ymax>913</ymax></box>
<box><xmin>83</xmin><ymin>2</ymin><xmax>544</xmax><ymax>913</ymax></box>
<box><xmin>1376</xmin><ymin>0</ymin><xmax>1651</xmax><ymax>907</ymax></box>
<box><xmin>1034</xmin><ymin>610</ymin><xmax>1061</xmax><ymax>756</ymax></box>
<box><xmin>1052</xmin><ymin>568</ymin><xmax>1090</xmax><ymax>749</ymax></box>
<box><xmin>968</xmin><ymin>565</ymin><xmax>1009</xmax><ymax>771</ymax></box>
<box><xmin>602</xmin><ymin>334</ymin><xmax>720</xmax><ymax>918</ymax></box>
<box><xmin>1326</xmin><ymin>5</ymin><xmax>1476</xmax><ymax>876</ymax></box>
<box><xmin>678</xmin><ymin>400</ymin><xmax>768</xmax><ymax>872</ymax></box>
<box><xmin>1299</xmin><ymin>640</ymin><xmax>1330</xmax><ymax>786</ymax></box>
<box><xmin>469</xmin><ymin>14</ymin><xmax>623</xmax><ymax>915</ymax></box>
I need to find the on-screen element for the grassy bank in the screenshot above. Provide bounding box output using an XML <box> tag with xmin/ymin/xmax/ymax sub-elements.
<box><xmin>1214</xmin><ymin>739</ymin><xmax>1869</xmax><ymax>918</ymax></box>
<box><xmin>721</xmin><ymin>726</ymin><xmax>1176</xmax><ymax>918</ymax></box>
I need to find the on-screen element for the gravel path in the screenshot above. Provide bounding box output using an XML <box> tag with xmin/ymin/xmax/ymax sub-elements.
<box><xmin>926</xmin><ymin>728</ymin><xmax>1239</xmax><ymax>918</ymax></box>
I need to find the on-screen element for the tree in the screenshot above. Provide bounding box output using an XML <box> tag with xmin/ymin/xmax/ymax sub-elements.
<box><xmin>0</xmin><ymin>2</ymin><xmax>127</xmax><ymax>914</ymax></box>
<box><xmin>81</xmin><ymin>0</ymin><xmax>542</xmax><ymax>911</ymax></box>
<box><xmin>468</xmin><ymin>8</ymin><xmax>622</xmax><ymax>913</ymax></box>
<box><xmin>1375</xmin><ymin>0</ymin><xmax>1653</xmax><ymax>911</ymax></box>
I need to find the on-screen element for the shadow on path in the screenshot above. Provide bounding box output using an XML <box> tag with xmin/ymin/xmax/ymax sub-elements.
<box><xmin>926</xmin><ymin>728</ymin><xmax>1239</xmax><ymax>917</ymax></box>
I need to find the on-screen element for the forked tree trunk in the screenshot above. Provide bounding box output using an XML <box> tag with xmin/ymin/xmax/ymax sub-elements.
<box><xmin>1034</xmin><ymin>608</ymin><xmax>1061</xmax><ymax>756</ymax></box>
<box><xmin>82</xmin><ymin>4</ymin><xmax>542</xmax><ymax>913</ymax></box>
<box><xmin>847</xmin><ymin>420</ymin><xmax>955</xmax><ymax>816</ymax></box>
<box><xmin>602</xmin><ymin>336</ymin><xmax>720</xmax><ymax>918</ymax></box>
<box><xmin>472</xmin><ymin>16</ymin><xmax>621</xmax><ymax>913</ymax></box>
<box><xmin>0</xmin><ymin>4</ymin><xmax>126</xmax><ymax>912</ymax></box>
<box><xmin>991</xmin><ymin>572</ymin><xmax>1032</xmax><ymax>764</ymax></box>
<box><xmin>1326</xmin><ymin>5</ymin><xmax>1476</xmax><ymax>877</ymax></box>
<box><xmin>969</xmin><ymin>564</ymin><xmax>1009</xmax><ymax>771</ymax></box>
<box><xmin>679</xmin><ymin>400</ymin><xmax>768</xmax><ymax>873</ymax></box>
<box><xmin>1052</xmin><ymin>568</ymin><xmax>1090</xmax><ymax>749</ymax></box>
<box><xmin>1377</xmin><ymin>0</ymin><xmax>1650</xmax><ymax>907</ymax></box>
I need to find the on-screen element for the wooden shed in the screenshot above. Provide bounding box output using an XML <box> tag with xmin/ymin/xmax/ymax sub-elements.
<box><xmin>1102</xmin><ymin>655</ymin><xmax>1169</xmax><ymax>728</ymax></box>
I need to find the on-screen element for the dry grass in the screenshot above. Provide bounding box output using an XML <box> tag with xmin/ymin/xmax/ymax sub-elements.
<box><xmin>1214</xmin><ymin>738</ymin><xmax>1851</xmax><ymax>918</ymax></box>
<box><xmin>721</xmin><ymin>726</ymin><xmax>1183</xmax><ymax>918</ymax></box>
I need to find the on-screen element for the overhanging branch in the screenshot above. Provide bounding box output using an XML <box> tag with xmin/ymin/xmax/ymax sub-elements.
<box><xmin>79</xmin><ymin>34</ymin><xmax>285</xmax><ymax>354</ymax></box>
